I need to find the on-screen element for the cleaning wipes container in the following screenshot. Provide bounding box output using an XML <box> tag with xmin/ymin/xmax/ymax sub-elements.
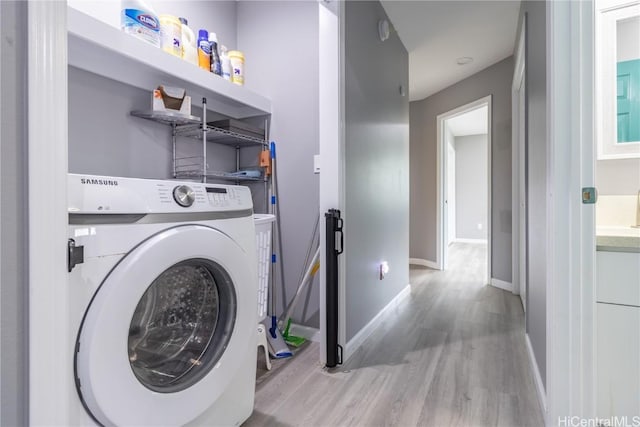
<box><xmin>121</xmin><ymin>0</ymin><xmax>160</xmax><ymax>47</ymax></box>
<box><xmin>228</xmin><ymin>50</ymin><xmax>245</xmax><ymax>85</ymax></box>
<box><xmin>159</xmin><ymin>14</ymin><xmax>182</xmax><ymax>57</ymax></box>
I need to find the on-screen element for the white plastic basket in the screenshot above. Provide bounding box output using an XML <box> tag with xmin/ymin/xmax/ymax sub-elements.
<box><xmin>253</xmin><ymin>214</ymin><xmax>275</xmax><ymax>321</ymax></box>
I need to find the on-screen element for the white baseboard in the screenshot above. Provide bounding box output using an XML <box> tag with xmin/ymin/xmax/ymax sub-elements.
<box><xmin>409</xmin><ymin>258</ymin><xmax>439</xmax><ymax>270</ymax></box>
<box><xmin>288</xmin><ymin>323</ymin><xmax>320</xmax><ymax>343</ymax></box>
<box><xmin>490</xmin><ymin>278</ymin><xmax>513</xmax><ymax>292</ymax></box>
<box><xmin>454</xmin><ymin>238</ymin><xmax>488</xmax><ymax>244</ymax></box>
<box><xmin>525</xmin><ymin>333</ymin><xmax>547</xmax><ymax>414</ymax></box>
<box><xmin>345</xmin><ymin>284</ymin><xmax>411</xmax><ymax>361</ymax></box>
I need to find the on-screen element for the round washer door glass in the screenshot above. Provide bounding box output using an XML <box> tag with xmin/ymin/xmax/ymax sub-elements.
<box><xmin>75</xmin><ymin>224</ymin><xmax>256</xmax><ymax>427</ymax></box>
<box><xmin>128</xmin><ymin>259</ymin><xmax>236</xmax><ymax>393</ymax></box>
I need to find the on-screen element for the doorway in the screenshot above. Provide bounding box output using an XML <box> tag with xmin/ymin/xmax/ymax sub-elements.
<box><xmin>436</xmin><ymin>96</ymin><xmax>492</xmax><ymax>283</ymax></box>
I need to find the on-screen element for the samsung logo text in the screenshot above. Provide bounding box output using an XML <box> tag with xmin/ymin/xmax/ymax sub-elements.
<box><xmin>80</xmin><ymin>179</ymin><xmax>119</xmax><ymax>186</ymax></box>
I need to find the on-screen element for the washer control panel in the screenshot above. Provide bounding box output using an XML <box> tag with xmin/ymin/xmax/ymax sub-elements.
<box><xmin>205</xmin><ymin>186</ymin><xmax>231</xmax><ymax>207</ymax></box>
<box><xmin>67</xmin><ymin>174</ymin><xmax>253</xmax><ymax>214</ymax></box>
<box><xmin>164</xmin><ymin>183</ymin><xmax>250</xmax><ymax>210</ymax></box>
<box><xmin>162</xmin><ymin>183</ymin><xmax>249</xmax><ymax>210</ymax></box>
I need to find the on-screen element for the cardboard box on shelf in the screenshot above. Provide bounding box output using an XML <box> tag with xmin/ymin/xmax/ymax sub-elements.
<box><xmin>152</xmin><ymin>85</ymin><xmax>191</xmax><ymax>116</ymax></box>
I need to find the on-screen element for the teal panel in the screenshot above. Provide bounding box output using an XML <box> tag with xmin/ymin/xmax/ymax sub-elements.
<box><xmin>618</xmin><ymin>113</ymin><xmax>629</xmax><ymax>142</ymax></box>
<box><xmin>617</xmin><ymin>74</ymin><xmax>629</xmax><ymax>99</ymax></box>
<box><xmin>617</xmin><ymin>59</ymin><xmax>640</xmax><ymax>143</ymax></box>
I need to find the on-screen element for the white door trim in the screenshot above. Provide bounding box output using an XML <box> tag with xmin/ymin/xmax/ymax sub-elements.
<box><xmin>318</xmin><ymin>1</ymin><xmax>344</xmax><ymax>365</ymax></box>
<box><xmin>546</xmin><ymin>0</ymin><xmax>596</xmax><ymax>422</ymax></box>
<box><xmin>436</xmin><ymin>95</ymin><xmax>492</xmax><ymax>284</ymax></box>
<box><xmin>28</xmin><ymin>1</ymin><xmax>70</xmax><ymax>424</ymax></box>
<box><xmin>512</xmin><ymin>17</ymin><xmax>526</xmax><ymax>302</ymax></box>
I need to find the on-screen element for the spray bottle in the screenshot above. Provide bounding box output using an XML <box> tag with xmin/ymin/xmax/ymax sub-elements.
<box><xmin>220</xmin><ymin>45</ymin><xmax>232</xmax><ymax>81</ymax></box>
<box><xmin>209</xmin><ymin>32</ymin><xmax>222</xmax><ymax>76</ymax></box>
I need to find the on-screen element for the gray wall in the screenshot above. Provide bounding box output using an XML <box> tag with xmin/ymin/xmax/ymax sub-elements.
<box><xmin>597</xmin><ymin>158</ymin><xmax>640</xmax><ymax>195</ymax></box>
<box><xmin>344</xmin><ymin>1</ymin><xmax>410</xmax><ymax>341</ymax></box>
<box><xmin>68</xmin><ymin>66</ymin><xmax>238</xmax><ymax>180</ymax></box>
<box><xmin>455</xmin><ymin>134</ymin><xmax>488</xmax><ymax>240</ymax></box>
<box><xmin>410</xmin><ymin>57</ymin><xmax>514</xmax><ymax>282</ymax></box>
<box><xmin>520</xmin><ymin>1</ymin><xmax>547</xmax><ymax>388</ymax></box>
<box><xmin>1</xmin><ymin>2</ymin><xmax>29</xmax><ymax>425</ymax></box>
<box><xmin>237</xmin><ymin>2</ymin><xmax>320</xmax><ymax>326</ymax></box>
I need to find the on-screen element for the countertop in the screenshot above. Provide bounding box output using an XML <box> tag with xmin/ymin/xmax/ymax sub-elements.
<box><xmin>596</xmin><ymin>226</ymin><xmax>640</xmax><ymax>253</ymax></box>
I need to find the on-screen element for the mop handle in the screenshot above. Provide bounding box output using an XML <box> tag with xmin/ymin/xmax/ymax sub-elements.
<box><xmin>270</xmin><ymin>141</ymin><xmax>278</xmax><ymax>318</ymax></box>
<box><xmin>282</xmin><ymin>247</ymin><xmax>320</xmax><ymax>327</ymax></box>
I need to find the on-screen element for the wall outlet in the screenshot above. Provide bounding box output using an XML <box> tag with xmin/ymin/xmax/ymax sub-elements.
<box><xmin>379</xmin><ymin>261</ymin><xmax>389</xmax><ymax>280</ymax></box>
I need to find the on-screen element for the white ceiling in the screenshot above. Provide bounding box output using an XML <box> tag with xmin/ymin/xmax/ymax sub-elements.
<box><xmin>446</xmin><ymin>105</ymin><xmax>488</xmax><ymax>136</ymax></box>
<box><xmin>380</xmin><ymin>1</ymin><xmax>521</xmax><ymax>101</ymax></box>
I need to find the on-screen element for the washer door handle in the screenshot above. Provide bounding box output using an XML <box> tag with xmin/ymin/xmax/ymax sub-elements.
<box><xmin>68</xmin><ymin>238</ymin><xmax>84</xmax><ymax>272</ymax></box>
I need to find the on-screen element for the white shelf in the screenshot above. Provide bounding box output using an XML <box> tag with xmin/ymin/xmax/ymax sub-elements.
<box><xmin>67</xmin><ymin>7</ymin><xmax>271</xmax><ymax>119</ymax></box>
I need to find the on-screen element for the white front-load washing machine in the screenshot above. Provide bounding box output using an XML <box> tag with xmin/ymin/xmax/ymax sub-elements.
<box><xmin>67</xmin><ymin>174</ymin><xmax>258</xmax><ymax>426</ymax></box>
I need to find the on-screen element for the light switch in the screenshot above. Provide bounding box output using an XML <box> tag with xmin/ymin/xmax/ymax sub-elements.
<box><xmin>313</xmin><ymin>154</ymin><xmax>320</xmax><ymax>174</ymax></box>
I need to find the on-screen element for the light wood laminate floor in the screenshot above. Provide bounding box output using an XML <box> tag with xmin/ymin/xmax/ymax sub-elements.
<box><xmin>244</xmin><ymin>243</ymin><xmax>544</xmax><ymax>427</ymax></box>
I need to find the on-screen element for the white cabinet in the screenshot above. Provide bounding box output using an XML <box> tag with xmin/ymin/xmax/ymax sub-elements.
<box><xmin>597</xmin><ymin>250</ymin><xmax>640</xmax><ymax>419</ymax></box>
<box><xmin>597</xmin><ymin>303</ymin><xmax>640</xmax><ymax>418</ymax></box>
<box><xmin>597</xmin><ymin>251</ymin><xmax>640</xmax><ymax>306</ymax></box>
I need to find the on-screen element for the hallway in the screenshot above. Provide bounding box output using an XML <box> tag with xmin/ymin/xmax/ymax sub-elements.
<box><xmin>244</xmin><ymin>243</ymin><xmax>544</xmax><ymax>426</ymax></box>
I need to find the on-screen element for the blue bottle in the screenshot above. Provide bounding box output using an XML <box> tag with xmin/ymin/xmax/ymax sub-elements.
<box><xmin>197</xmin><ymin>29</ymin><xmax>211</xmax><ymax>71</ymax></box>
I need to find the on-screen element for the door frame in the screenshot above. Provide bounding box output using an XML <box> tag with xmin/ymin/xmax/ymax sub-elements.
<box><xmin>512</xmin><ymin>16</ymin><xmax>527</xmax><ymax>308</ymax></box>
<box><xmin>546</xmin><ymin>0</ymin><xmax>596</xmax><ymax>422</ymax></box>
<box><xmin>436</xmin><ymin>95</ymin><xmax>492</xmax><ymax>284</ymax></box>
<box><xmin>27</xmin><ymin>1</ymin><xmax>70</xmax><ymax>424</ymax></box>
<box><xmin>446</xmin><ymin>142</ymin><xmax>456</xmax><ymax>246</ymax></box>
<box><xmin>318</xmin><ymin>1</ymin><xmax>344</xmax><ymax>365</ymax></box>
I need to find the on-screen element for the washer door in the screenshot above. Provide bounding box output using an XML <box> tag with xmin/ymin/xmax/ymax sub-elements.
<box><xmin>75</xmin><ymin>225</ymin><xmax>255</xmax><ymax>426</ymax></box>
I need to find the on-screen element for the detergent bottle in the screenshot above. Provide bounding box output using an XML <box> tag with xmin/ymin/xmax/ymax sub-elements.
<box><xmin>179</xmin><ymin>18</ymin><xmax>198</xmax><ymax>66</ymax></box>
